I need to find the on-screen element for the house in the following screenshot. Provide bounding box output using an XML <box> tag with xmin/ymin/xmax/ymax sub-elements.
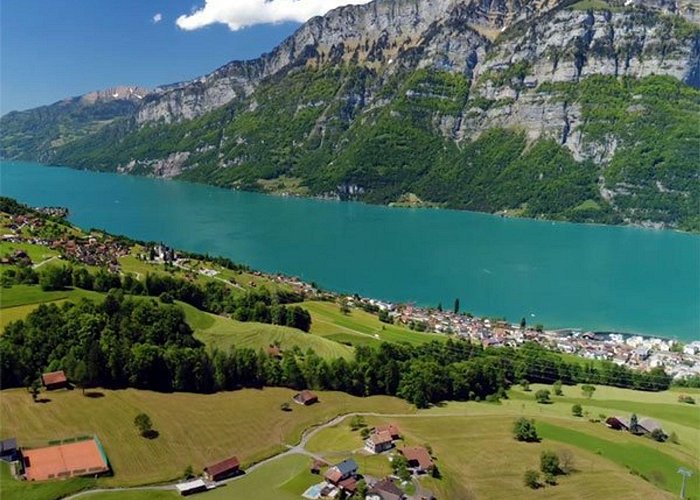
<box><xmin>638</xmin><ymin>418</ymin><xmax>665</xmax><ymax>436</ymax></box>
<box><xmin>41</xmin><ymin>370</ymin><xmax>69</xmax><ymax>390</ymax></box>
<box><xmin>338</xmin><ymin>476</ymin><xmax>358</xmax><ymax>494</ymax></box>
<box><xmin>175</xmin><ymin>478</ymin><xmax>208</xmax><ymax>496</ymax></box>
<box><xmin>324</xmin><ymin>458</ymin><xmax>358</xmax><ymax>484</ymax></box>
<box><xmin>203</xmin><ymin>456</ymin><xmax>241</xmax><ymax>482</ymax></box>
<box><xmin>266</xmin><ymin>344</ymin><xmax>282</xmax><ymax>359</ymax></box>
<box><xmin>0</xmin><ymin>438</ymin><xmax>18</xmax><ymax>462</ymax></box>
<box><xmin>365</xmin><ymin>430</ymin><xmax>394</xmax><ymax>454</ymax></box>
<box><xmin>374</xmin><ymin>424</ymin><xmax>401</xmax><ymax>440</ymax></box>
<box><xmin>367</xmin><ymin>478</ymin><xmax>405</xmax><ymax>500</ymax></box>
<box><xmin>399</xmin><ymin>446</ymin><xmax>434</xmax><ymax>473</ymax></box>
<box><xmin>605</xmin><ymin>416</ymin><xmax>630</xmax><ymax>431</ymax></box>
<box><xmin>293</xmin><ymin>390</ymin><xmax>318</xmax><ymax>406</ymax></box>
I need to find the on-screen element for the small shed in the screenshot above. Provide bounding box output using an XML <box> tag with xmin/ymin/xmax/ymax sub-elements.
<box><xmin>0</xmin><ymin>438</ymin><xmax>18</xmax><ymax>461</ymax></box>
<box><xmin>41</xmin><ymin>370</ymin><xmax>69</xmax><ymax>390</ymax></box>
<box><xmin>203</xmin><ymin>456</ymin><xmax>241</xmax><ymax>482</ymax></box>
<box><xmin>293</xmin><ymin>390</ymin><xmax>318</xmax><ymax>406</ymax></box>
<box><xmin>175</xmin><ymin>479</ymin><xmax>208</xmax><ymax>496</ymax></box>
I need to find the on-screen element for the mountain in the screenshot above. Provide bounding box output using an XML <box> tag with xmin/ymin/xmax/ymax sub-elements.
<box><xmin>1</xmin><ymin>0</ymin><xmax>699</xmax><ymax>229</ymax></box>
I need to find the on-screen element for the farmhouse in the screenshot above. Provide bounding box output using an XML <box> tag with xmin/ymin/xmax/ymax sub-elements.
<box><xmin>0</xmin><ymin>438</ymin><xmax>18</xmax><ymax>461</ymax></box>
<box><xmin>399</xmin><ymin>446</ymin><xmax>434</xmax><ymax>473</ymax></box>
<box><xmin>21</xmin><ymin>436</ymin><xmax>110</xmax><ymax>480</ymax></box>
<box><xmin>365</xmin><ymin>430</ymin><xmax>394</xmax><ymax>454</ymax></box>
<box><xmin>293</xmin><ymin>390</ymin><xmax>319</xmax><ymax>406</ymax></box>
<box><xmin>605</xmin><ymin>416</ymin><xmax>630</xmax><ymax>430</ymax></box>
<box><xmin>324</xmin><ymin>458</ymin><xmax>358</xmax><ymax>484</ymax></box>
<box><xmin>41</xmin><ymin>370</ymin><xmax>68</xmax><ymax>390</ymax></box>
<box><xmin>203</xmin><ymin>455</ymin><xmax>241</xmax><ymax>482</ymax></box>
<box><xmin>605</xmin><ymin>416</ymin><xmax>665</xmax><ymax>436</ymax></box>
<box><xmin>374</xmin><ymin>424</ymin><xmax>401</xmax><ymax>440</ymax></box>
<box><xmin>367</xmin><ymin>478</ymin><xmax>405</xmax><ymax>500</ymax></box>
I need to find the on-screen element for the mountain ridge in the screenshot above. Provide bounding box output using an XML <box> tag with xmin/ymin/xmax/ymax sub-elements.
<box><xmin>1</xmin><ymin>0</ymin><xmax>698</xmax><ymax>229</ymax></box>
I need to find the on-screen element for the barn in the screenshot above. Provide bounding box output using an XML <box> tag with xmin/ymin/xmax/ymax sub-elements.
<box><xmin>203</xmin><ymin>456</ymin><xmax>241</xmax><ymax>482</ymax></box>
<box><xmin>41</xmin><ymin>370</ymin><xmax>69</xmax><ymax>391</ymax></box>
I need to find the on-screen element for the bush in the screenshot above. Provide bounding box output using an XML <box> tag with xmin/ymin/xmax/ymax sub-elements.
<box><xmin>524</xmin><ymin>469</ymin><xmax>540</xmax><ymax>489</ymax></box>
<box><xmin>571</xmin><ymin>403</ymin><xmax>583</xmax><ymax>417</ymax></box>
<box><xmin>513</xmin><ymin>418</ymin><xmax>539</xmax><ymax>442</ymax></box>
<box><xmin>544</xmin><ymin>472</ymin><xmax>557</xmax><ymax>485</ymax></box>
<box><xmin>650</xmin><ymin>428</ymin><xmax>667</xmax><ymax>442</ymax></box>
<box><xmin>540</xmin><ymin>450</ymin><xmax>561</xmax><ymax>476</ymax></box>
<box><xmin>350</xmin><ymin>415</ymin><xmax>366</xmax><ymax>431</ymax></box>
<box><xmin>558</xmin><ymin>449</ymin><xmax>575</xmax><ymax>474</ymax></box>
<box><xmin>535</xmin><ymin>389</ymin><xmax>551</xmax><ymax>404</ymax></box>
<box><xmin>134</xmin><ymin>413</ymin><xmax>156</xmax><ymax>438</ymax></box>
<box><xmin>553</xmin><ymin>380</ymin><xmax>563</xmax><ymax>396</ymax></box>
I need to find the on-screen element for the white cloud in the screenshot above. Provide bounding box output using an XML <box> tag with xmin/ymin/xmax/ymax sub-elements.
<box><xmin>176</xmin><ymin>0</ymin><xmax>372</xmax><ymax>31</ymax></box>
<box><xmin>153</xmin><ymin>12</ymin><xmax>163</xmax><ymax>24</ymax></box>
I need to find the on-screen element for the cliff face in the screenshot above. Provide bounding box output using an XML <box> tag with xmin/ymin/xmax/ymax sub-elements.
<box><xmin>1</xmin><ymin>0</ymin><xmax>698</xmax><ymax>229</ymax></box>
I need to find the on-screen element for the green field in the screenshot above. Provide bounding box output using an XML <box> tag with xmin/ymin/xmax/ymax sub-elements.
<box><xmin>0</xmin><ymin>241</ymin><xmax>58</xmax><ymax>263</ymax></box>
<box><xmin>0</xmin><ymin>387</ymin><xmax>413</xmax><ymax>490</ymax></box>
<box><xmin>303</xmin><ymin>301</ymin><xmax>444</xmax><ymax>346</ymax></box>
<box><xmin>178</xmin><ymin>302</ymin><xmax>354</xmax><ymax>359</ymax></box>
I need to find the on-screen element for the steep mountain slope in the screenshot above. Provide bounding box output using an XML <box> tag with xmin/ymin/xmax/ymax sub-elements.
<box><xmin>1</xmin><ymin>0</ymin><xmax>698</xmax><ymax>229</ymax></box>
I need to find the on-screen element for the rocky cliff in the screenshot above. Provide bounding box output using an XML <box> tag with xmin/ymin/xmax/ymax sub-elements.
<box><xmin>1</xmin><ymin>0</ymin><xmax>698</xmax><ymax>229</ymax></box>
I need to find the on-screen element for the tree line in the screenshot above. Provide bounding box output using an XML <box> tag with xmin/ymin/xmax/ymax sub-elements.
<box><xmin>0</xmin><ymin>294</ymin><xmax>671</xmax><ymax>407</ymax></box>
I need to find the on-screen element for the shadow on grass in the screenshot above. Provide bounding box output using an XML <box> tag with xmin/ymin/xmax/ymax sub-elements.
<box><xmin>142</xmin><ymin>430</ymin><xmax>160</xmax><ymax>440</ymax></box>
<box><xmin>84</xmin><ymin>391</ymin><xmax>105</xmax><ymax>398</ymax></box>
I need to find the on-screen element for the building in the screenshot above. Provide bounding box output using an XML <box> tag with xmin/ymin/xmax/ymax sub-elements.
<box><xmin>203</xmin><ymin>456</ymin><xmax>241</xmax><ymax>482</ymax></box>
<box><xmin>0</xmin><ymin>438</ymin><xmax>18</xmax><ymax>462</ymax></box>
<box><xmin>374</xmin><ymin>424</ymin><xmax>401</xmax><ymax>440</ymax></box>
<box><xmin>293</xmin><ymin>390</ymin><xmax>318</xmax><ymax>406</ymax></box>
<box><xmin>605</xmin><ymin>416</ymin><xmax>630</xmax><ymax>431</ymax></box>
<box><xmin>399</xmin><ymin>446</ymin><xmax>434</xmax><ymax>474</ymax></box>
<box><xmin>365</xmin><ymin>430</ymin><xmax>394</xmax><ymax>454</ymax></box>
<box><xmin>638</xmin><ymin>418</ymin><xmax>665</xmax><ymax>437</ymax></box>
<box><xmin>21</xmin><ymin>436</ymin><xmax>110</xmax><ymax>481</ymax></box>
<box><xmin>606</xmin><ymin>416</ymin><xmax>665</xmax><ymax>437</ymax></box>
<box><xmin>367</xmin><ymin>478</ymin><xmax>405</xmax><ymax>500</ymax></box>
<box><xmin>175</xmin><ymin>478</ymin><xmax>208</xmax><ymax>496</ymax></box>
<box><xmin>324</xmin><ymin>458</ymin><xmax>358</xmax><ymax>484</ymax></box>
<box><xmin>41</xmin><ymin>370</ymin><xmax>68</xmax><ymax>391</ymax></box>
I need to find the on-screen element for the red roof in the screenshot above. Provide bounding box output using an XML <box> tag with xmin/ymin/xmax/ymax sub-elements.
<box><xmin>42</xmin><ymin>371</ymin><xmax>67</xmax><ymax>386</ymax></box>
<box><xmin>369</xmin><ymin>430</ymin><xmax>393</xmax><ymax>445</ymax></box>
<box><xmin>204</xmin><ymin>456</ymin><xmax>240</xmax><ymax>477</ymax></box>
<box><xmin>325</xmin><ymin>468</ymin><xmax>343</xmax><ymax>483</ymax></box>
<box><xmin>400</xmin><ymin>446</ymin><xmax>434</xmax><ymax>470</ymax></box>
<box><xmin>294</xmin><ymin>390</ymin><xmax>318</xmax><ymax>404</ymax></box>
<box><xmin>375</xmin><ymin>423</ymin><xmax>401</xmax><ymax>438</ymax></box>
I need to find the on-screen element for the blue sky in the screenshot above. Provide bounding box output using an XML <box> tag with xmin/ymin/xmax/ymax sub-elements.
<box><xmin>0</xmin><ymin>1</ymin><xmax>307</xmax><ymax>113</ymax></box>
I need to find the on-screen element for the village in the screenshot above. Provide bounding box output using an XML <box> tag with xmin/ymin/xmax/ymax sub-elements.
<box><xmin>2</xmin><ymin>208</ymin><xmax>699</xmax><ymax>388</ymax></box>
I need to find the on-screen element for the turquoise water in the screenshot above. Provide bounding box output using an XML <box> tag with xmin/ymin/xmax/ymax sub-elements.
<box><xmin>1</xmin><ymin>161</ymin><xmax>698</xmax><ymax>340</ymax></box>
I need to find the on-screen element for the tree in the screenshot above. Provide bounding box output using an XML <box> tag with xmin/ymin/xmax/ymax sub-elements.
<box><xmin>183</xmin><ymin>465</ymin><xmax>194</xmax><ymax>479</ymax></box>
<box><xmin>629</xmin><ymin>413</ymin><xmax>639</xmax><ymax>434</ymax></box>
<box><xmin>339</xmin><ymin>301</ymin><xmax>350</xmax><ymax>315</ymax></box>
<box><xmin>349</xmin><ymin>415</ymin><xmax>366</xmax><ymax>431</ymax></box>
<box><xmin>520</xmin><ymin>317</ymin><xmax>526</xmax><ymax>329</ymax></box>
<box><xmin>520</xmin><ymin>379</ymin><xmax>530</xmax><ymax>392</ymax></box>
<box><xmin>39</xmin><ymin>265</ymin><xmax>71</xmax><ymax>291</ymax></box>
<box><xmin>28</xmin><ymin>379</ymin><xmax>41</xmax><ymax>402</ymax></box>
<box><xmin>558</xmin><ymin>449</ymin><xmax>575</xmax><ymax>474</ymax></box>
<box><xmin>72</xmin><ymin>361</ymin><xmax>88</xmax><ymax>395</ymax></box>
<box><xmin>134</xmin><ymin>413</ymin><xmax>154</xmax><ymax>438</ymax></box>
<box><xmin>581</xmin><ymin>384</ymin><xmax>596</xmax><ymax>398</ymax></box>
<box><xmin>535</xmin><ymin>389</ymin><xmax>551</xmax><ymax>404</ymax></box>
<box><xmin>524</xmin><ymin>469</ymin><xmax>540</xmax><ymax>489</ymax></box>
<box><xmin>540</xmin><ymin>451</ymin><xmax>561</xmax><ymax>476</ymax></box>
<box><xmin>436</xmin><ymin>302</ymin><xmax>442</xmax><ymax>312</ymax></box>
<box><xmin>360</xmin><ymin>427</ymin><xmax>371</xmax><ymax>439</ymax></box>
<box><xmin>669</xmin><ymin>431</ymin><xmax>679</xmax><ymax>444</ymax></box>
<box><xmin>513</xmin><ymin>418</ymin><xmax>539</xmax><ymax>442</ymax></box>
<box><xmin>571</xmin><ymin>403</ymin><xmax>583</xmax><ymax>417</ymax></box>
<box><xmin>544</xmin><ymin>473</ymin><xmax>557</xmax><ymax>485</ymax></box>
<box><xmin>356</xmin><ymin>479</ymin><xmax>368</xmax><ymax>497</ymax></box>
<box><xmin>553</xmin><ymin>380</ymin><xmax>563</xmax><ymax>396</ymax></box>
<box><xmin>453</xmin><ymin>298</ymin><xmax>460</xmax><ymax>314</ymax></box>
<box><xmin>392</xmin><ymin>454</ymin><xmax>411</xmax><ymax>482</ymax></box>
<box><xmin>650</xmin><ymin>428</ymin><xmax>667</xmax><ymax>442</ymax></box>
<box><xmin>280</xmin><ymin>402</ymin><xmax>291</xmax><ymax>412</ymax></box>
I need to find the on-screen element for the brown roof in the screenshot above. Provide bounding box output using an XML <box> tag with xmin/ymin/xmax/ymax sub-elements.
<box><xmin>325</xmin><ymin>468</ymin><xmax>343</xmax><ymax>483</ymax></box>
<box><xmin>266</xmin><ymin>345</ymin><xmax>282</xmax><ymax>357</ymax></box>
<box><xmin>204</xmin><ymin>456</ymin><xmax>240</xmax><ymax>477</ymax></box>
<box><xmin>369</xmin><ymin>430</ymin><xmax>393</xmax><ymax>445</ymax></box>
<box><xmin>400</xmin><ymin>446</ymin><xmax>434</xmax><ymax>470</ymax></box>
<box><xmin>338</xmin><ymin>477</ymin><xmax>358</xmax><ymax>492</ymax></box>
<box><xmin>369</xmin><ymin>478</ymin><xmax>404</xmax><ymax>499</ymax></box>
<box><xmin>294</xmin><ymin>390</ymin><xmax>318</xmax><ymax>403</ymax></box>
<box><xmin>375</xmin><ymin>424</ymin><xmax>400</xmax><ymax>438</ymax></box>
<box><xmin>42</xmin><ymin>370</ymin><xmax>68</xmax><ymax>386</ymax></box>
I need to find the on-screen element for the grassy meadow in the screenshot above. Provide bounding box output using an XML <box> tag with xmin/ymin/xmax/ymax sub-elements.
<box><xmin>0</xmin><ymin>387</ymin><xmax>412</xmax><ymax>489</ymax></box>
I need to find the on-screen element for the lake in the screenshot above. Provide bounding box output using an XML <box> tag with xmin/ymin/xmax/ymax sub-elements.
<box><xmin>1</xmin><ymin>161</ymin><xmax>698</xmax><ymax>340</ymax></box>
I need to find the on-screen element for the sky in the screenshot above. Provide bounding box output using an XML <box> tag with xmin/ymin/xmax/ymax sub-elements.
<box><xmin>0</xmin><ymin>0</ymin><xmax>372</xmax><ymax>114</ymax></box>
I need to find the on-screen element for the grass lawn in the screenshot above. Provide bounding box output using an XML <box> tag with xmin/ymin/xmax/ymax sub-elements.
<box><xmin>0</xmin><ymin>241</ymin><xmax>58</xmax><ymax>263</ymax></box>
<box><xmin>179</xmin><ymin>302</ymin><xmax>353</xmax><ymax>359</ymax></box>
<box><xmin>78</xmin><ymin>492</ymin><xmax>176</xmax><ymax>500</ymax></box>
<box><xmin>0</xmin><ymin>387</ymin><xmax>412</xmax><ymax>488</ymax></box>
<box><xmin>0</xmin><ymin>285</ymin><xmax>104</xmax><ymax>309</ymax></box>
<box><xmin>303</xmin><ymin>301</ymin><xmax>444</xmax><ymax>346</ymax></box>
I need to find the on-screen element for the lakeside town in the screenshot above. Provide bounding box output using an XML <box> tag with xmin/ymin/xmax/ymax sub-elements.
<box><xmin>2</xmin><ymin>207</ymin><xmax>699</xmax><ymax>384</ymax></box>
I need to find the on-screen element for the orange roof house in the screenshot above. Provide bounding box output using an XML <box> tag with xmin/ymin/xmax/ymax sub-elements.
<box><xmin>400</xmin><ymin>446</ymin><xmax>434</xmax><ymax>472</ymax></box>
<box><xmin>375</xmin><ymin>424</ymin><xmax>401</xmax><ymax>439</ymax></box>
<box><xmin>41</xmin><ymin>371</ymin><xmax>68</xmax><ymax>390</ymax></box>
